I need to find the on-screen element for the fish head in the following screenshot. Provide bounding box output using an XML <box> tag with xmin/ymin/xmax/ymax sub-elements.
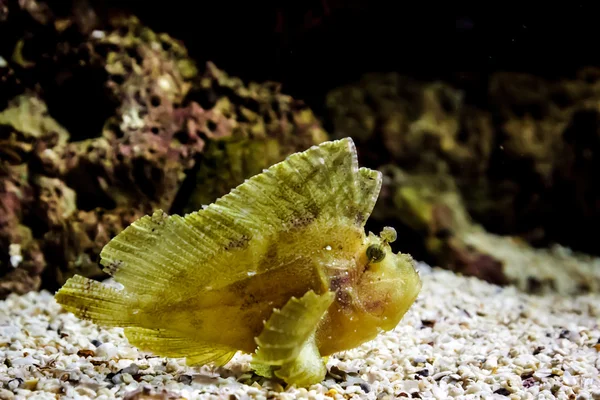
<box><xmin>354</xmin><ymin>227</ymin><xmax>422</xmax><ymax>331</ymax></box>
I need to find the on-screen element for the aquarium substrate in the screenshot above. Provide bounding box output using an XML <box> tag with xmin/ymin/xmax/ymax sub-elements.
<box><xmin>1</xmin><ymin>263</ymin><xmax>599</xmax><ymax>399</ymax></box>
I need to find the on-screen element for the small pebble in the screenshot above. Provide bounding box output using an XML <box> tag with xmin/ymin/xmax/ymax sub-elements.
<box><xmin>122</xmin><ymin>363</ymin><xmax>140</xmax><ymax>375</ymax></box>
<box><xmin>121</xmin><ymin>373</ymin><xmax>134</xmax><ymax>384</ymax></box>
<box><xmin>7</xmin><ymin>379</ymin><xmax>21</xmax><ymax>391</ymax></box>
<box><xmin>0</xmin><ymin>389</ymin><xmax>15</xmax><ymax>400</ymax></box>
<box><xmin>95</xmin><ymin>343</ymin><xmax>117</xmax><ymax>359</ymax></box>
<box><xmin>494</xmin><ymin>388</ymin><xmax>511</xmax><ymax>396</ymax></box>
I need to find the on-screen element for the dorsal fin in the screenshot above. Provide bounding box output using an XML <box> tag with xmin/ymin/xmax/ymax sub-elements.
<box><xmin>99</xmin><ymin>138</ymin><xmax>382</xmax><ymax>296</ymax></box>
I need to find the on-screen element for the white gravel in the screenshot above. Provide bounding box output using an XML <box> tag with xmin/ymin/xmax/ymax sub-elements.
<box><xmin>1</xmin><ymin>264</ymin><xmax>599</xmax><ymax>399</ymax></box>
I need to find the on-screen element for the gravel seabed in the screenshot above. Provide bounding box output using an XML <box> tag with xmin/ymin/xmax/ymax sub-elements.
<box><xmin>1</xmin><ymin>263</ymin><xmax>599</xmax><ymax>400</ymax></box>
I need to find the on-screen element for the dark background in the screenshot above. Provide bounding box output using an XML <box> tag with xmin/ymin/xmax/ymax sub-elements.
<box><xmin>120</xmin><ymin>1</ymin><xmax>600</xmax><ymax>110</ymax></box>
<box><xmin>5</xmin><ymin>1</ymin><xmax>600</xmax><ymax>111</ymax></box>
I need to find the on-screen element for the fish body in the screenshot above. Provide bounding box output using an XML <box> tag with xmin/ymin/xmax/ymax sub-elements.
<box><xmin>55</xmin><ymin>137</ymin><xmax>422</xmax><ymax>386</ymax></box>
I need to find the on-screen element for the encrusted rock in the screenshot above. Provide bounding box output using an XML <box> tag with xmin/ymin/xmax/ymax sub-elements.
<box><xmin>326</xmin><ymin>70</ymin><xmax>600</xmax><ymax>256</ymax></box>
<box><xmin>377</xmin><ymin>164</ymin><xmax>600</xmax><ymax>294</ymax></box>
<box><xmin>183</xmin><ymin>62</ymin><xmax>327</xmax><ymax>211</ymax></box>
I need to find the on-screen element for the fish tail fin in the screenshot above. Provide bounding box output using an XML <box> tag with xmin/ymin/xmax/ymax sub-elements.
<box><xmin>55</xmin><ymin>275</ymin><xmax>137</xmax><ymax>327</ymax></box>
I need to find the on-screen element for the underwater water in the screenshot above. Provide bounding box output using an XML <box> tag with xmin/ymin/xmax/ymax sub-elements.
<box><xmin>1</xmin><ymin>2</ymin><xmax>600</xmax><ymax>399</ymax></box>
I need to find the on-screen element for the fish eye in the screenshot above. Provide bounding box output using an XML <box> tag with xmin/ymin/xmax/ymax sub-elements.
<box><xmin>366</xmin><ymin>244</ymin><xmax>386</xmax><ymax>263</ymax></box>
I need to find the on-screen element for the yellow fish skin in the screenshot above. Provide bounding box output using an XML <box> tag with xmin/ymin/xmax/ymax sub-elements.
<box><xmin>54</xmin><ymin>137</ymin><xmax>422</xmax><ymax>387</ymax></box>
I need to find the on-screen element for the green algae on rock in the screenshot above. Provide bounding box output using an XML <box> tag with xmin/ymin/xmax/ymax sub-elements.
<box><xmin>55</xmin><ymin>138</ymin><xmax>422</xmax><ymax>387</ymax></box>
<box><xmin>325</xmin><ymin>70</ymin><xmax>600</xmax><ymax>256</ymax></box>
<box><xmin>376</xmin><ymin>164</ymin><xmax>600</xmax><ymax>294</ymax></box>
<box><xmin>182</xmin><ymin>62</ymin><xmax>328</xmax><ymax>213</ymax></box>
<box><xmin>0</xmin><ymin>94</ymin><xmax>71</xmax><ymax>297</ymax></box>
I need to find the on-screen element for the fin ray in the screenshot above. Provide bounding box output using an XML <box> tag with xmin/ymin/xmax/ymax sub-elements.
<box><xmin>357</xmin><ymin>167</ymin><xmax>383</xmax><ymax>222</ymax></box>
<box><xmin>55</xmin><ymin>275</ymin><xmax>136</xmax><ymax>327</ymax></box>
<box><xmin>99</xmin><ymin>138</ymin><xmax>382</xmax><ymax>295</ymax></box>
<box><xmin>124</xmin><ymin>327</ymin><xmax>236</xmax><ymax>367</ymax></box>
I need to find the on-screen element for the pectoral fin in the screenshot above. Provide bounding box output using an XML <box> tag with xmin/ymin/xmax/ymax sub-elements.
<box><xmin>251</xmin><ymin>334</ymin><xmax>327</xmax><ymax>386</ymax></box>
<box><xmin>274</xmin><ymin>332</ymin><xmax>327</xmax><ymax>387</ymax></box>
<box><xmin>252</xmin><ymin>290</ymin><xmax>335</xmax><ymax>386</ymax></box>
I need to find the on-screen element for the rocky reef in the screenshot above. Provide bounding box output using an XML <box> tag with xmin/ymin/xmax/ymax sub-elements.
<box><xmin>373</xmin><ymin>164</ymin><xmax>600</xmax><ymax>294</ymax></box>
<box><xmin>0</xmin><ymin>8</ymin><xmax>326</xmax><ymax>298</ymax></box>
<box><xmin>326</xmin><ymin>70</ymin><xmax>600</xmax><ymax>258</ymax></box>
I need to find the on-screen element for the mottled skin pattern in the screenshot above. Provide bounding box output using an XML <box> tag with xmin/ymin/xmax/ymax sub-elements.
<box><xmin>143</xmin><ymin>222</ymin><xmax>421</xmax><ymax>355</ymax></box>
<box><xmin>54</xmin><ymin>138</ymin><xmax>422</xmax><ymax>387</ymax></box>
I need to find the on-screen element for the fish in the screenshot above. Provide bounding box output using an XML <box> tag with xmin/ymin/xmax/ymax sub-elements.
<box><xmin>54</xmin><ymin>137</ymin><xmax>422</xmax><ymax>387</ymax></box>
